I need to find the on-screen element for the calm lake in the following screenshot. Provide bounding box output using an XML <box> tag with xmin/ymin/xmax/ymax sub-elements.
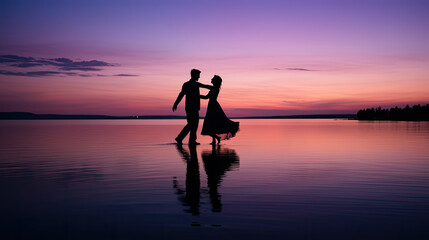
<box><xmin>1</xmin><ymin>119</ymin><xmax>429</xmax><ymax>239</ymax></box>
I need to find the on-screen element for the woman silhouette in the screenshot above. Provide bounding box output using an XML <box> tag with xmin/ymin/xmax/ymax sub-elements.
<box><xmin>201</xmin><ymin>75</ymin><xmax>239</xmax><ymax>144</ymax></box>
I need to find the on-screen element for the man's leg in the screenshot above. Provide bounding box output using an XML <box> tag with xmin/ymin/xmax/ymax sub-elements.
<box><xmin>176</xmin><ymin>124</ymin><xmax>189</xmax><ymax>144</ymax></box>
<box><xmin>187</xmin><ymin>110</ymin><xmax>199</xmax><ymax>144</ymax></box>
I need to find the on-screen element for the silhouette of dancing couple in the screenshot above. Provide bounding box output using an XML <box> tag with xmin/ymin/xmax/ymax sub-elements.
<box><xmin>173</xmin><ymin>69</ymin><xmax>239</xmax><ymax>145</ymax></box>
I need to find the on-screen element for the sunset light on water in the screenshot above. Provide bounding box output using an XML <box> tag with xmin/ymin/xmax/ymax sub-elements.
<box><xmin>1</xmin><ymin>119</ymin><xmax>429</xmax><ymax>239</ymax></box>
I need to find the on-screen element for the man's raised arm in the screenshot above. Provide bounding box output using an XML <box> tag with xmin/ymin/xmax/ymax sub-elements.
<box><xmin>197</xmin><ymin>82</ymin><xmax>213</xmax><ymax>90</ymax></box>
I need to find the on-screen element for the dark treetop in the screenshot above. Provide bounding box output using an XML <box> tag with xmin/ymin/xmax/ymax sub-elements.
<box><xmin>357</xmin><ymin>104</ymin><xmax>429</xmax><ymax>121</ymax></box>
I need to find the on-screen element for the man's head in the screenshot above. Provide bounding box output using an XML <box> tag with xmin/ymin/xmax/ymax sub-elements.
<box><xmin>190</xmin><ymin>69</ymin><xmax>201</xmax><ymax>81</ymax></box>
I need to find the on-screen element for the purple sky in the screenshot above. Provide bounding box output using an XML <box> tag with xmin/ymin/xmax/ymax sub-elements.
<box><xmin>1</xmin><ymin>0</ymin><xmax>429</xmax><ymax>116</ymax></box>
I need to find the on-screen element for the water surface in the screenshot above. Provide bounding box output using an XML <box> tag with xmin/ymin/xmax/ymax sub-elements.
<box><xmin>1</xmin><ymin>119</ymin><xmax>429</xmax><ymax>239</ymax></box>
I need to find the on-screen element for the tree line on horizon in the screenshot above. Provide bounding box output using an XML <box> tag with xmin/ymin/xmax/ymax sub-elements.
<box><xmin>357</xmin><ymin>104</ymin><xmax>429</xmax><ymax>121</ymax></box>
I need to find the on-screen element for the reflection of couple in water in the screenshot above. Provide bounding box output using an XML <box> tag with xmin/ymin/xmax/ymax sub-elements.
<box><xmin>173</xmin><ymin>69</ymin><xmax>239</xmax><ymax>145</ymax></box>
<box><xmin>173</xmin><ymin>144</ymin><xmax>239</xmax><ymax>215</ymax></box>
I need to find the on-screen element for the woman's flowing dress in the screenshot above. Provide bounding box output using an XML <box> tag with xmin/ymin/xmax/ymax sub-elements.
<box><xmin>201</xmin><ymin>89</ymin><xmax>239</xmax><ymax>140</ymax></box>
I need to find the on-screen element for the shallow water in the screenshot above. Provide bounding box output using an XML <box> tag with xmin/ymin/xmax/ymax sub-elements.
<box><xmin>1</xmin><ymin>119</ymin><xmax>429</xmax><ymax>239</ymax></box>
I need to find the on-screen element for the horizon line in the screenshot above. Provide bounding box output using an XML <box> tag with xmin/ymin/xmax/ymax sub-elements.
<box><xmin>0</xmin><ymin>112</ymin><xmax>356</xmax><ymax>120</ymax></box>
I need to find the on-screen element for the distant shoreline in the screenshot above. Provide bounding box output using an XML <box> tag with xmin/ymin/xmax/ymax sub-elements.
<box><xmin>0</xmin><ymin>112</ymin><xmax>357</xmax><ymax>120</ymax></box>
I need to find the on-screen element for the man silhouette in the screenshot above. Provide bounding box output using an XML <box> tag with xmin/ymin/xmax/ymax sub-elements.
<box><xmin>173</xmin><ymin>69</ymin><xmax>212</xmax><ymax>145</ymax></box>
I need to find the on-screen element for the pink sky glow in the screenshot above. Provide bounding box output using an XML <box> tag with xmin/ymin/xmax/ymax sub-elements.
<box><xmin>1</xmin><ymin>0</ymin><xmax>428</xmax><ymax>117</ymax></box>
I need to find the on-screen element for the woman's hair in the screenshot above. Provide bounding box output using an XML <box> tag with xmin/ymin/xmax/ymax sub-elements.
<box><xmin>212</xmin><ymin>75</ymin><xmax>222</xmax><ymax>88</ymax></box>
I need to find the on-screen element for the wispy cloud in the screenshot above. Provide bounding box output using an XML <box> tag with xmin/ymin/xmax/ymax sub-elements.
<box><xmin>0</xmin><ymin>70</ymin><xmax>62</xmax><ymax>77</ymax></box>
<box><xmin>113</xmin><ymin>74</ymin><xmax>139</xmax><ymax>77</ymax></box>
<box><xmin>0</xmin><ymin>54</ymin><xmax>138</xmax><ymax>77</ymax></box>
<box><xmin>65</xmin><ymin>72</ymin><xmax>93</xmax><ymax>77</ymax></box>
<box><xmin>12</xmin><ymin>63</ymin><xmax>44</xmax><ymax>68</ymax></box>
<box><xmin>1</xmin><ymin>55</ymin><xmax>114</xmax><ymax>70</ymax></box>
<box><xmin>281</xmin><ymin>99</ymin><xmax>363</xmax><ymax>111</ymax></box>
<box><xmin>96</xmin><ymin>74</ymin><xmax>139</xmax><ymax>77</ymax></box>
<box><xmin>0</xmin><ymin>55</ymin><xmax>35</xmax><ymax>63</ymax></box>
<box><xmin>60</xmin><ymin>67</ymin><xmax>102</xmax><ymax>71</ymax></box>
<box><xmin>274</xmin><ymin>67</ymin><xmax>316</xmax><ymax>71</ymax></box>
